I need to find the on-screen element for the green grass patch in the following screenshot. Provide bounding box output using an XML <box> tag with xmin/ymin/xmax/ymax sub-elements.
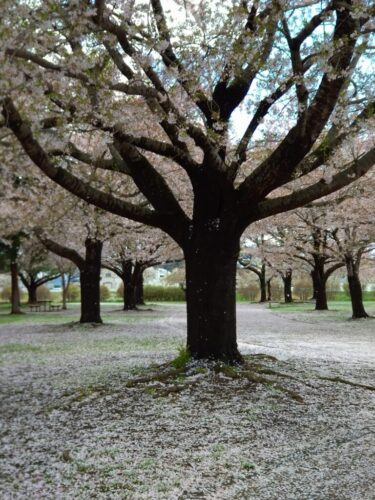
<box><xmin>270</xmin><ymin>300</ymin><xmax>375</xmax><ymax>313</ymax></box>
<box><xmin>0</xmin><ymin>343</ymin><xmax>43</xmax><ymax>354</ymax></box>
<box><xmin>171</xmin><ymin>345</ymin><xmax>190</xmax><ymax>369</ymax></box>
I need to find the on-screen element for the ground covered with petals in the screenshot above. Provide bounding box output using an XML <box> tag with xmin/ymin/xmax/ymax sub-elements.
<box><xmin>1</xmin><ymin>303</ymin><xmax>374</xmax><ymax>499</ymax></box>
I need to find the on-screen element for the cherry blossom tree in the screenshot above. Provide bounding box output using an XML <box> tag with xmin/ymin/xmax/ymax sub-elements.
<box><xmin>103</xmin><ymin>224</ymin><xmax>181</xmax><ymax>310</ymax></box>
<box><xmin>290</xmin><ymin>211</ymin><xmax>345</xmax><ymax>309</ymax></box>
<box><xmin>35</xmin><ymin>197</ymin><xmax>126</xmax><ymax>323</ymax></box>
<box><xmin>240</xmin><ymin>233</ymin><xmax>272</xmax><ymax>302</ymax></box>
<box><xmin>1</xmin><ymin>0</ymin><xmax>374</xmax><ymax>361</ymax></box>
<box><xmin>18</xmin><ymin>238</ymin><xmax>60</xmax><ymax>304</ymax></box>
<box><xmin>324</xmin><ymin>176</ymin><xmax>375</xmax><ymax>317</ymax></box>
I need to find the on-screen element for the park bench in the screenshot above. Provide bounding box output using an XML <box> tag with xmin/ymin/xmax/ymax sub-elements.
<box><xmin>49</xmin><ymin>304</ymin><xmax>62</xmax><ymax>312</ymax></box>
<box><xmin>29</xmin><ymin>304</ymin><xmax>41</xmax><ymax>312</ymax></box>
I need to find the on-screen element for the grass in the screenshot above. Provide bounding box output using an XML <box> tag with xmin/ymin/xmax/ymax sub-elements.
<box><xmin>0</xmin><ymin>335</ymin><xmax>181</xmax><ymax>366</ymax></box>
<box><xmin>0</xmin><ymin>303</ymin><xmax>181</xmax><ymax>366</ymax></box>
<box><xmin>269</xmin><ymin>300</ymin><xmax>375</xmax><ymax>322</ymax></box>
<box><xmin>171</xmin><ymin>345</ymin><xmax>190</xmax><ymax>369</ymax></box>
<box><xmin>269</xmin><ymin>300</ymin><xmax>375</xmax><ymax>312</ymax></box>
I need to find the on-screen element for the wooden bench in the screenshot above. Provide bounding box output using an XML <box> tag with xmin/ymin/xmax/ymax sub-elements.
<box><xmin>49</xmin><ymin>304</ymin><xmax>62</xmax><ymax>312</ymax></box>
<box><xmin>29</xmin><ymin>304</ymin><xmax>41</xmax><ymax>312</ymax></box>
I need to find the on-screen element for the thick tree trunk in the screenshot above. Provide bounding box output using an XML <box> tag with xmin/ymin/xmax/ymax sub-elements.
<box><xmin>10</xmin><ymin>261</ymin><xmax>21</xmax><ymax>314</ymax></box>
<box><xmin>283</xmin><ymin>269</ymin><xmax>293</xmax><ymax>303</ymax></box>
<box><xmin>135</xmin><ymin>266</ymin><xmax>145</xmax><ymax>306</ymax></box>
<box><xmin>27</xmin><ymin>282</ymin><xmax>38</xmax><ymax>304</ymax></box>
<box><xmin>345</xmin><ymin>256</ymin><xmax>368</xmax><ymax>319</ymax></box>
<box><xmin>184</xmin><ymin>239</ymin><xmax>243</xmax><ymax>363</ymax></box>
<box><xmin>80</xmin><ymin>239</ymin><xmax>103</xmax><ymax>323</ymax></box>
<box><xmin>259</xmin><ymin>264</ymin><xmax>267</xmax><ymax>303</ymax></box>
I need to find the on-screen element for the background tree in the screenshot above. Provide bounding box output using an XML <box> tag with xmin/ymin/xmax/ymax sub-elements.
<box><xmin>239</xmin><ymin>233</ymin><xmax>269</xmax><ymax>303</ymax></box>
<box><xmin>325</xmin><ymin>176</ymin><xmax>375</xmax><ymax>318</ymax></box>
<box><xmin>18</xmin><ymin>238</ymin><xmax>60</xmax><ymax>304</ymax></box>
<box><xmin>52</xmin><ymin>257</ymin><xmax>77</xmax><ymax>310</ymax></box>
<box><xmin>0</xmin><ymin>234</ymin><xmax>23</xmax><ymax>314</ymax></box>
<box><xmin>104</xmin><ymin>224</ymin><xmax>181</xmax><ymax>310</ymax></box>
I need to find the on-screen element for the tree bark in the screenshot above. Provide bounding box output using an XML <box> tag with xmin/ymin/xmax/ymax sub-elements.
<box><xmin>134</xmin><ymin>264</ymin><xmax>145</xmax><ymax>306</ymax></box>
<box><xmin>80</xmin><ymin>239</ymin><xmax>103</xmax><ymax>323</ymax></box>
<box><xmin>345</xmin><ymin>256</ymin><xmax>368</xmax><ymax>319</ymax></box>
<box><xmin>311</xmin><ymin>260</ymin><xmax>328</xmax><ymax>310</ymax></box>
<box><xmin>259</xmin><ymin>263</ymin><xmax>267</xmax><ymax>303</ymax></box>
<box><xmin>10</xmin><ymin>261</ymin><xmax>21</xmax><ymax>314</ymax></box>
<box><xmin>61</xmin><ymin>274</ymin><xmax>68</xmax><ymax>310</ymax></box>
<box><xmin>122</xmin><ymin>260</ymin><xmax>137</xmax><ymax>311</ymax></box>
<box><xmin>184</xmin><ymin>238</ymin><xmax>243</xmax><ymax>363</ymax></box>
<box><xmin>282</xmin><ymin>269</ymin><xmax>293</xmax><ymax>303</ymax></box>
<box><xmin>27</xmin><ymin>281</ymin><xmax>38</xmax><ymax>304</ymax></box>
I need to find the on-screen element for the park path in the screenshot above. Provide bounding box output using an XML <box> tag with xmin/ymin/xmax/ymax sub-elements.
<box><xmin>235</xmin><ymin>304</ymin><xmax>375</xmax><ymax>365</ymax></box>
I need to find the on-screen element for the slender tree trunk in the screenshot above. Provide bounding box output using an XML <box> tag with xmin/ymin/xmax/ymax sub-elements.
<box><xmin>259</xmin><ymin>263</ymin><xmax>267</xmax><ymax>303</ymax></box>
<box><xmin>267</xmin><ymin>278</ymin><xmax>272</xmax><ymax>302</ymax></box>
<box><xmin>184</xmin><ymin>238</ymin><xmax>243</xmax><ymax>363</ymax></box>
<box><xmin>312</xmin><ymin>261</ymin><xmax>328</xmax><ymax>310</ymax></box>
<box><xmin>80</xmin><ymin>239</ymin><xmax>102</xmax><ymax>323</ymax></box>
<box><xmin>10</xmin><ymin>261</ymin><xmax>21</xmax><ymax>314</ymax></box>
<box><xmin>345</xmin><ymin>256</ymin><xmax>368</xmax><ymax>319</ymax></box>
<box><xmin>282</xmin><ymin>269</ymin><xmax>293</xmax><ymax>303</ymax></box>
<box><xmin>135</xmin><ymin>266</ymin><xmax>145</xmax><ymax>306</ymax></box>
<box><xmin>61</xmin><ymin>274</ymin><xmax>68</xmax><ymax>310</ymax></box>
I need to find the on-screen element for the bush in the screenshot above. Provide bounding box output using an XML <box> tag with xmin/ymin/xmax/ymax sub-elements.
<box><xmin>144</xmin><ymin>285</ymin><xmax>185</xmax><ymax>302</ymax></box>
<box><xmin>293</xmin><ymin>277</ymin><xmax>313</xmax><ymax>301</ymax></box>
<box><xmin>116</xmin><ymin>283</ymin><xmax>124</xmax><ymax>298</ymax></box>
<box><xmin>66</xmin><ymin>284</ymin><xmax>81</xmax><ymax>302</ymax></box>
<box><xmin>36</xmin><ymin>285</ymin><xmax>51</xmax><ymax>300</ymax></box>
<box><xmin>237</xmin><ymin>283</ymin><xmax>259</xmax><ymax>302</ymax></box>
<box><xmin>100</xmin><ymin>284</ymin><xmax>111</xmax><ymax>302</ymax></box>
<box><xmin>0</xmin><ymin>286</ymin><xmax>11</xmax><ymax>302</ymax></box>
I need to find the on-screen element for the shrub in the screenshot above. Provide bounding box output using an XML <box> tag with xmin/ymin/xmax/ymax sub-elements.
<box><xmin>116</xmin><ymin>283</ymin><xmax>124</xmax><ymax>298</ymax></box>
<box><xmin>237</xmin><ymin>283</ymin><xmax>260</xmax><ymax>302</ymax></box>
<box><xmin>36</xmin><ymin>285</ymin><xmax>51</xmax><ymax>300</ymax></box>
<box><xmin>144</xmin><ymin>285</ymin><xmax>185</xmax><ymax>302</ymax></box>
<box><xmin>66</xmin><ymin>284</ymin><xmax>80</xmax><ymax>302</ymax></box>
<box><xmin>293</xmin><ymin>277</ymin><xmax>313</xmax><ymax>301</ymax></box>
<box><xmin>0</xmin><ymin>286</ymin><xmax>11</xmax><ymax>302</ymax></box>
<box><xmin>100</xmin><ymin>284</ymin><xmax>111</xmax><ymax>302</ymax></box>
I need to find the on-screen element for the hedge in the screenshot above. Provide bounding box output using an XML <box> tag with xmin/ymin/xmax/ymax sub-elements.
<box><xmin>144</xmin><ymin>285</ymin><xmax>185</xmax><ymax>302</ymax></box>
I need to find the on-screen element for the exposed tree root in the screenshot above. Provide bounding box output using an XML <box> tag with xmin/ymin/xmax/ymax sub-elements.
<box><xmin>125</xmin><ymin>367</ymin><xmax>185</xmax><ymax>388</ymax></box>
<box><xmin>318</xmin><ymin>376</ymin><xmax>375</xmax><ymax>391</ymax></box>
<box><xmin>125</xmin><ymin>356</ymin><xmax>305</xmax><ymax>403</ymax></box>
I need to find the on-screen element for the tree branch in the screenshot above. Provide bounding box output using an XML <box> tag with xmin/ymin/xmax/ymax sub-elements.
<box><xmin>238</xmin><ymin>2</ymin><xmax>358</xmax><ymax>206</ymax></box>
<box><xmin>2</xmin><ymin>98</ymin><xmax>174</xmax><ymax>232</ymax></box>
<box><xmin>38</xmin><ymin>235</ymin><xmax>85</xmax><ymax>269</ymax></box>
<box><xmin>256</xmin><ymin>147</ymin><xmax>375</xmax><ymax>220</ymax></box>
